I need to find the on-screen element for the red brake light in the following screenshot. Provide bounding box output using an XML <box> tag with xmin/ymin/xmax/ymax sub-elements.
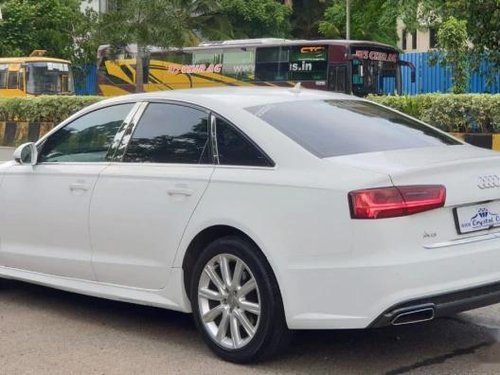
<box><xmin>349</xmin><ymin>185</ymin><xmax>446</xmax><ymax>219</ymax></box>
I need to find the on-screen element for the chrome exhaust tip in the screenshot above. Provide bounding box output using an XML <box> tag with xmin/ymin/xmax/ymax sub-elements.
<box><xmin>391</xmin><ymin>307</ymin><xmax>435</xmax><ymax>326</ymax></box>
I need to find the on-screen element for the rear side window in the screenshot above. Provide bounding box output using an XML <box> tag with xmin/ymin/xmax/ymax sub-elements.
<box><xmin>247</xmin><ymin>100</ymin><xmax>459</xmax><ymax>158</ymax></box>
<box><xmin>124</xmin><ymin>103</ymin><xmax>209</xmax><ymax>164</ymax></box>
<box><xmin>216</xmin><ymin>118</ymin><xmax>272</xmax><ymax>167</ymax></box>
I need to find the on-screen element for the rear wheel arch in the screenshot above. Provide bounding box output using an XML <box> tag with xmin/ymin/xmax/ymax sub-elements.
<box><xmin>181</xmin><ymin>225</ymin><xmax>280</xmax><ymax>304</ymax></box>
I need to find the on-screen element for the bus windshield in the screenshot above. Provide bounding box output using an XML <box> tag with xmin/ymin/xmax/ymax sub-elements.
<box><xmin>350</xmin><ymin>48</ymin><xmax>400</xmax><ymax>96</ymax></box>
<box><xmin>26</xmin><ymin>62</ymin><xmax>74</xmax><ymax>95</ymax></box>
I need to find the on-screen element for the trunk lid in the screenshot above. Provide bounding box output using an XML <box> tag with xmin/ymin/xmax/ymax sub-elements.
<box><xmin>327</xmin><ymin>145</ymin><xmax>500</xmax><ymax>206</ymax></box>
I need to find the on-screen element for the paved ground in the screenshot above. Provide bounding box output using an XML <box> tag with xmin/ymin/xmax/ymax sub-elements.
<box><xmin>1</xmin><ymin>146</ymin><xmax>499</xmax><ymax>373</ymax></box>
<box><xmin>0</xmin><ymin>279</ymin><xmax>499</xmax><ymax>375</ymax></box>
<box><xmin>0</xmin><ymin>147</ymin><xmax>14</xmax><ymax>162</ymax></box>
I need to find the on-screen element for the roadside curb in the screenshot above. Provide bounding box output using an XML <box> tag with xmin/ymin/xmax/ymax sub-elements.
<box><xmin>0</xmin><ymin>121</ymin><xmax>54</xmax><ymax>147</ymax></box>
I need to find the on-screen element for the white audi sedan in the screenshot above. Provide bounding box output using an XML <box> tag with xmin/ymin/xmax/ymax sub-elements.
<box><xmin>1</xmin><ymin>87</ymin><xmax>500</xmax><ymax>362</ymax></box>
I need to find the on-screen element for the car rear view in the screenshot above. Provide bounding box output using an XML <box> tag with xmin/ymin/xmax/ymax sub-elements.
<box><xmin>247</xmin><ymin>97</ymin><xmax>500</xmax><ymax>329</ymax></box>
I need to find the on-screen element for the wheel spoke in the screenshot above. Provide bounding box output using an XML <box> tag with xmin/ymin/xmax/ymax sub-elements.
<box><xmin>219</xmin><ymin>255</ymin><xmax>232</xmax><ymax>289</ymax></box>
<box><xmin>202</xmin><ymin>304</ymin><xmax>225</xmax><ymax>323</ymax></box>
<box><xmin>237</xmin><ymin>278</ymin><xmax>256</xmax><ymax>298</ymax></box>
<box><xmin>234</xmin><ymin>309</ymin><xmax>256</xmax><ymax>337</ymax></box>
<box><xmin>198</xmin><ymin>287</ymin><xmax>225</xmax><ymax>301</ymax></box>
<box><xmin>232</xmin><ymin>260</ymin><xmax>244</xmax><ymax>289</ymax></box>
<box><xmin>239</xmin><ymin>300</ymin><xmax>261</xmax><ymax>316</ymax></box>
<box><xmin>204</xmin><ymin>264</ymin><xmax>226</xmax><ymax>293</ymax></box>
<box><xmin>229</xmin><ymin>314</ymin><xmax>242</xmax><ymax>348</ymax></box>
<box><xmin>216</xmin><ymin>309</ymin><xmax>230</xmax><ymax>341</ymax></box>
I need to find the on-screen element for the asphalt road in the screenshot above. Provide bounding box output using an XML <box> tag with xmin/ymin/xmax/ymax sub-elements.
<box><xmin>0</xmin><ymin>280</ymin><xmax>499</xmax><ymax>375</ymax></box>
<box><xmin>0</xmin><ymin>147</ymin><xmax>499</xmax><ymax>373</ymax></box>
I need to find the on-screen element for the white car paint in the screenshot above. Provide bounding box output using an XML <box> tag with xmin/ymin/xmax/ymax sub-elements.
<box><xmin>1</xmin><ymin>87</ymin><xmax>500</xmax><ymax>332</ymax></box>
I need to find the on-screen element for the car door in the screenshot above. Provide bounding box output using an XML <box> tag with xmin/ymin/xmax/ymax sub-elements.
<box><xmin>0</xmin><ymin>103</ymin><xmax>136</xmax><ymax>279</ymax></box>
<box><xmin>90</xmin><ymin>101</ymin><xmax>214</xmax><ymax>289</ymax></box>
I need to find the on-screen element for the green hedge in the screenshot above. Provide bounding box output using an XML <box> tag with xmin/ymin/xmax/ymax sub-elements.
<box><xmin>368</xmin><ymin>94</ymin><xmax>500</xmax><ymax>133</ymax></box>
<box><xmin>0</xmin><ymin>96</ymin><xmax>103</xmax><ymax>124</ymax></box>
<box><xmin>0</xmin><ymin>94</ymin><xmax>499</xmax><ymax>134</ymax></box>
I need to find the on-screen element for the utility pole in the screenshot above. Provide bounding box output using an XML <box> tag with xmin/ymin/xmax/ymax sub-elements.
<box><xmin>346</xmin><ymin>0</ymin><xmax>351</xmax><ymax>40</ymax></box>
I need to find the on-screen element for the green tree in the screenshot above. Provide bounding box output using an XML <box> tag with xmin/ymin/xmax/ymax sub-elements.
<box><xmin>434</xmin><ymin>16</ymin><xmax>469</xmax><ymax>93</ymax></box>
<box><xmin>220</xmin><ymin>0</ymin><xmax>291</xmax><ymax>38</ymax></box>
<box><xmin>388</xmin><ymin>0</ymin><xmax>499</xmax><ymax>86</ymax></box>
<box><xmin>289</xmin><ymin>0</ymin><xmax>329</xmax><ymax>39</ymax></box>
<box><xmin>100</xmin><ymin>0</ymin><xmax>231</xmax><ymax>92</ymax></box>
<box><xmin>318</xmin><ymin>0</ymin><xmax>398</xmax><ymax>45</ymax></box>
<box><xmin>0</xmin><ymin>0</ymin><xmax>97</xmax><ymax>65</ymax></box>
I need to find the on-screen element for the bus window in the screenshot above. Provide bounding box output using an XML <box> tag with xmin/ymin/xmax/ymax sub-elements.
<box><xmin>352</xmin><ymin>60</ymin><xmax>364</xmax><ymax>85</ymax></box>
<box><xmin>288</xmin><ymin>45</ymin><xmax>328</xmax><ymax>81</ymax></box>
<box><xmin>256</xmin><ymin>47</ymin><xmax>289</xmax><ymax>63</ymax></box>
<box><xmin>26</xmin><ymin>62</ymin><xmax>74</xmax><ymax>95</ymax></box>
<box><xmin>192</xmin><ymin>50</ymin><xmax>223</xmax><ymax>65</ymax></box>
<box><xmin>328</xmin><ymin>65</ymin><xmax>347</xmax><ymax>93</ymax></box>
<box><xmin>0</xmin><ymin>65</ymin><xmax>7</xmax><ymax>89</ymax></box>
<box><xmin>153</xmin><ymin>51</ymin><xmax>192</xmax><ymax>65</ymax></box>
<box><xmin>255</xmin><ymin>47</ymin><xmax>289</xmax><ymax>81</ymax></box>
<box><xmin>222</xmin><ymin>49</ymin><xmax>255</xmax><ymax>81</ymax></box>
<box><xmin>8</xmin><ymin>71</ymin><xmax>19</xmax><ymax>89</ymax></box>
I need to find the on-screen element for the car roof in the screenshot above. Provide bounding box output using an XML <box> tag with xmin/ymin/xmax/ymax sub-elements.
<box><xmin>99</xmin><ymin>87</ymin><xmax>359</xmax><ymax>110</ymax></box>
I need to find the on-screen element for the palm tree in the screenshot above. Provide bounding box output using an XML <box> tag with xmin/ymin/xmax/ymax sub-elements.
<box><xmin>170</xmin><ymin>0</ymin><xmax>232</xmax><ymax>46</ymax></box>
<box><xmin>100</xmin><ymin>0</ymin><xmax>231</xmax><ymax>92</ymax></box>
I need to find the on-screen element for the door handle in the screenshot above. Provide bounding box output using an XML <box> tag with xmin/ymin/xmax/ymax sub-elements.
<box><xmin>167</xmin><ymin>185</ymin><xmax>193</xmax><ymax>197</ymax></box>
<box><xmin>69</xmin><ymin>183</ymin><xmax>89</xmax><ymax>192</ymax></box>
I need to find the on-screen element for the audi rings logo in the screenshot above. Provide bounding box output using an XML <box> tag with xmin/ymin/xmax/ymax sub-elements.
<box><xmin>477</xmin><ymin>175</ymin><xmax>500</xmax><ymax>189</ymax></box>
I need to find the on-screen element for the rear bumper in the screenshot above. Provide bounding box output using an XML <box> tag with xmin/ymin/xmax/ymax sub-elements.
<box><xmin>281</xmin><ymin>236</ymin><xmax>500</xmax><ymax>330</ymax></box>
<box><xmin>369</xmin><ymin>281</ymin><xmax>500</xmax><ymax>327</ymax></box>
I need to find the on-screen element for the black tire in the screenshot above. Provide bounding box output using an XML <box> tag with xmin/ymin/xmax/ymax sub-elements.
<box><xmin>190</xmin><ymin>235</ymin><xmax>291</xmax><ymax>363</ymax></box>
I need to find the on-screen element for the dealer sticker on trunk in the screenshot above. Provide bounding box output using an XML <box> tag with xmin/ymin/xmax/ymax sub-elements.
<box><xmin>455</xmin><ymin>202</ymin><xmax>500</xmax><ymax>234</ymax></box>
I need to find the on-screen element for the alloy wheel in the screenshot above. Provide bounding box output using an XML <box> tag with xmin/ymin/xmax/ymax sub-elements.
<box><xmin>197</xmin><ymin>253</ymin><xmax>261</xmax><ymax>349</ymax></box>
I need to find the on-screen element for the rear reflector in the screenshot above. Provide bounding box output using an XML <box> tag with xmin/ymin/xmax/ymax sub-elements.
<box><xmin>349</xmin><ymin>185</ymin><xmax>446</xmax><ymax>219</ymax></box>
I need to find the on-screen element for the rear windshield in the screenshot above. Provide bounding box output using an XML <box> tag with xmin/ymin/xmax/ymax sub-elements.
<box><xmin>246</xmin><ymin>100</ymin><xmax>460</xmax><ymax>158</ymax></box>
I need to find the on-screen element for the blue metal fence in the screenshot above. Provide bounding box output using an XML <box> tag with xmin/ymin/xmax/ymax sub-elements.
<box><xmin>400</xmin><ymin>52</ymin><xmax>499</xmax><ymax>95</ymax></box>
<box><xmin>74</xmin><ymin>53</ymin><xmax>499</xmax><ymax>96</ymax></box>
<box><xmin>74</xmin><ymin>64</ymin><xmax>97</xmax><ymax>96</ymax></box>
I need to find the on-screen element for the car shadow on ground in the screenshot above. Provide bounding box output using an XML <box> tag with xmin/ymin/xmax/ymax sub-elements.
<box><xmin>1</xmin><ymin>280</ymin><xmax>498</xmax><ymax>374</ymax></box>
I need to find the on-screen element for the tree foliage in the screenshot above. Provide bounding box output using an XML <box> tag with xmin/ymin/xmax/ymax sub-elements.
<box><xmin>289</xmin><ymin>0</ymin><xmax>329</xmax><ymax>39</ymax></box>
<box><xmin>220</xmin><ymin>0</ymin><xmax>291</xmax><ymax>39</ymax></box>
<box><xmin>99</xmin><ymin>0</ymin><xmax>231</xmax><ymax>92</ymax></box>
<box><xmin>435</xmin><ymin>16</ymin><xmax>469</xmax><ymax>93</ymax></box>
<box><xmin>0</xmin><ymin>0</ymin><xmax>97</xmax><ymax>65</ymax></box>
<box><xmin>387</xmin><ymin>0</ymin><xmax>499</xmax><ymax>85</ymax></box>
<box><xmin>319</xmin><ymin>0</ymin><xmax>398</xmax><ymax>45</ymax></box>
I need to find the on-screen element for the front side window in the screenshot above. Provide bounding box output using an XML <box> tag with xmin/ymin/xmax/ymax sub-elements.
<box><xmin>216</xmin><ymin>118</ymin><xmax>272</xmax><ymax>167</ymax></box>
<box><xmin>39</xmin><ymin>104</ymin><xmax>134</xmax><ymax>163</ymax></box>
<box><xmin>124</xmin><ymin>103</ymin><xmax>209</xmax><ymax>164</ymax></box>
<box><xmin>247</xmin><ymin>99</ymin><xmax>460</xmax><ymax>158</ymax></box>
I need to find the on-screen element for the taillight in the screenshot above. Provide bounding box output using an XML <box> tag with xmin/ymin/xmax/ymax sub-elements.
<box><xmin>349</xmin><ymin>185</ymin><xmax>446</xmax><ymax>219</ymax></box>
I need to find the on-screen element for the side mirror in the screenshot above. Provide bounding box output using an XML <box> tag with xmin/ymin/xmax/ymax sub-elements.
<box><xmin>13</xmin><ymin>142</ymin><xmax>38</xmax><ymax>166</ymax></box>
